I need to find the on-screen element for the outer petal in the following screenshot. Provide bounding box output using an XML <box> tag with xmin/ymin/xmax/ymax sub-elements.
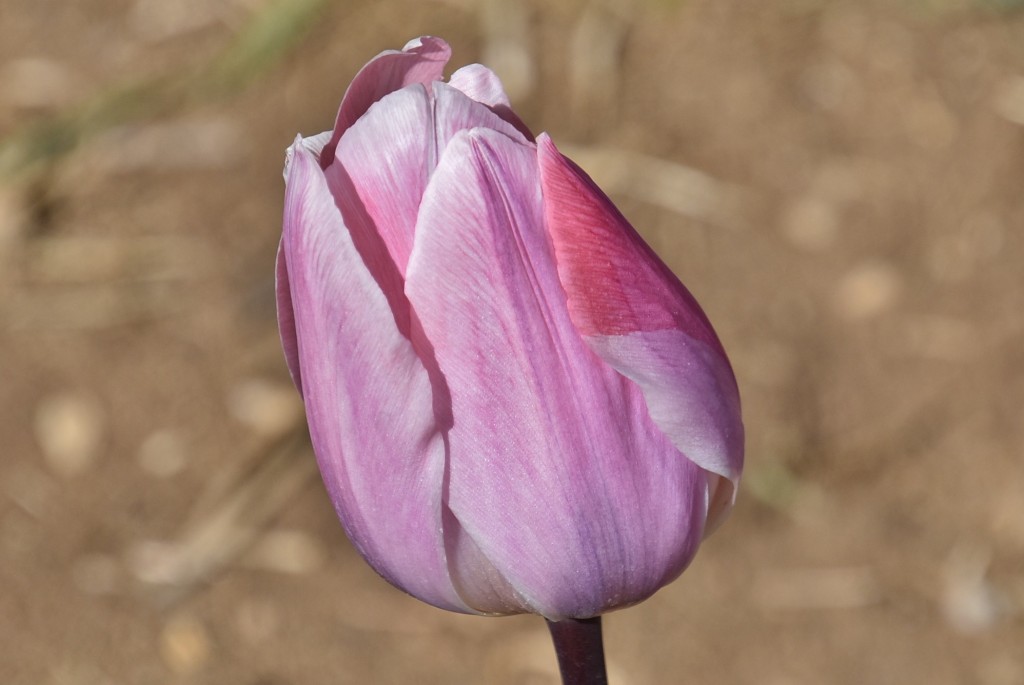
<box><xmin>405</xmin><ymin>129</ymin><xmax>708</xmax><ymax>620</ymax></box>
<box><xmin>332</xmin><ymin>82</ymin><xmax>526</xmax><ymax>278</ymax></box>
<box><xmin>281</xmin><ymin>141</ymin><xmax>469</xmax><ymax>613</ymax></box>
<box><xmin>537</xmin><ymin>133</ymin><xmax>744</xmax><ymax>513</ymax></box>
<box><xmin>284</xmin><ymin>131</ymin><xmax>333</xmax><ymax>180</ymax></box>
<box><xmin>320</xmin><ymin>36</ymin><xmax>451</xmax><ymax>167</ymax></box>
<box><xmin>275</xmin><ymin>236</ymin><xmax>300</xmax><ymax>393</ymax></box>
<box><xmin>279</xmin><ymin>132</ymin><xmax>332</xmax><ymax>392</ymax></box>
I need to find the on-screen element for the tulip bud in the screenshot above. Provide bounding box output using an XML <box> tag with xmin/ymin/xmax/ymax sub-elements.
<box><xmin>277</xmin><ymin>36</ymin><xmax>743</xmax><ymax>621</ymax></box>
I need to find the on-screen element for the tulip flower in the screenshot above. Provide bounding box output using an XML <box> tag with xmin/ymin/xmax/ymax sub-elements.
<box><xmin>277</xmin><ymin>35</ymin><xmax>743</xmax><ymax>681</ymax></box>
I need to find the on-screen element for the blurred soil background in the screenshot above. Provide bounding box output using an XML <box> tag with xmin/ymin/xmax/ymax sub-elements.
<box><xmin>2</xmin><ymin>0</ymin><xmax>1023</xmax><ymax>683</ymax></box>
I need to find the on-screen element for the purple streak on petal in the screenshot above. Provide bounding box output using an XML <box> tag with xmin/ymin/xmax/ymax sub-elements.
<box><xmin>538</xmin><ymin>133</ymin><xmax>744</xmax><ymax>499</ymax></box>
<box><xmin>281</xmin><ymin>142</ymin><xmax>469</xmax><ymax>613</ymax></box>
<box><xmin>405</xmin><ymin>129</ymin><xmax>707</xmax><ymax>620</ymax></box>
<box><xmin>320</xmin><ymin>36</ymin><xmax>451</xmax><ymax>168</ymax></box>
<box><xmin>449</xmin><ymin>64</ymin><xmax>535</xmax><ymax>141</ymax></box>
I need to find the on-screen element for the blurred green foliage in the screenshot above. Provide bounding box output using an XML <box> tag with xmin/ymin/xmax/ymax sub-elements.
<box><xmin>745</xmin><ymin>461</ymin><xmax>804</xmax><ymax>513</ymax></box>
<box><xmin>0</xmin><ymin>0</ymin><xmax>330</xmax><ymax>180</ymax></box>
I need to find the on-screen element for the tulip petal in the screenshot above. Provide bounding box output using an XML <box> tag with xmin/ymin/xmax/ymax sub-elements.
<box><xmin>406</xmin><ymin>129</ymin><xmax>708</xmax><ymax>619</ymax></box>
<box><xmin>448</xmin><ymin>64</ymin><xmax>511</xmax><ymax>107</ymax></box>
<box><xmin>275</xmin><ymin>238</ymin><xmax>301</xmax><ymax>393</ymax></box>
<box><xmin>283</xmin><ymin>131</ymin><xmax>333</xmax><ymax>181</ymax></box>
<box><xmin>537</xmin><ymin>134</ymin><xmax>744</xmax><ymax>503</ymax></box>
<box><xmin>320</xmin><ymin>36</ymin><xmax>451</xmax><ymax>167</ymax></box>
<box><xmin>282</xmin><ymin>140</ymin><xmax>469</xmax><ymax>613</ymax></box>
<box><xmin>333</xmin><ymin>82</ymin><xmax>527</xmax><ymax>276</ymax></box>
<box><xmin>449</xmin><ymin>64</ymin><xmax>534</xmax><ymax>140</ymax></box>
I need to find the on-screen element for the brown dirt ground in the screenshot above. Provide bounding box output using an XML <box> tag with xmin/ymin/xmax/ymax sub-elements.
<box><xmin>2</xmin><ymin>0</ymin><xmax>1023</xmax><ymax>683</ymax></box>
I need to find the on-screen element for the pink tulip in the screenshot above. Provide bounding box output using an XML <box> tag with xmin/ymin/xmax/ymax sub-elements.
<box><xmin>277</xmin><ymin>37</ymin><xmax>743</xmax><ymax>621</ymax></box>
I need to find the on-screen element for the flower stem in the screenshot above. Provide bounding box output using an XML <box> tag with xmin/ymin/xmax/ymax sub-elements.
<box><xmin>545</xmin><ymin>617</ymin><xmax>609</xmax><ymax>685</ymax></box>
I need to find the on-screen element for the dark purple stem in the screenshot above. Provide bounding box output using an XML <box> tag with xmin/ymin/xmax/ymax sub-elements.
<box><xmin>545</xmin><ymin>617</ymin><xmax>609</xmax><ymax>685</ymax></box>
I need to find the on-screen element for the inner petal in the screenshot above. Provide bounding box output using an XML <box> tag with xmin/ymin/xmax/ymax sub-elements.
<box><xmin>332</xmin><ymin>82</ymin><xmax>530</xmax><ymax>280</ymax></box>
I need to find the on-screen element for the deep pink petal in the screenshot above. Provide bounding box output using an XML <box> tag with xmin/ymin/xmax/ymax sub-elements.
<box><xmin>405</xmin><ymin>129</ymin><xmax>708</xmax><ymax>620</ymax></box>
<box><xmin>320</xmin><ymin>37</ymin><xmax>451</xmax><ymax>167</ymax></box>
<box><xmin>538</xmin><ymin>133</ymin><xmax>744</xmax><ymax>500</ymax></box>
<box><xmin>537</xmin><ymin>134</ymin><xmax>723</xmax><ymax>346</ymax></box>
<box><xmin>332</xmin><ymin>82</ymin><xmax>527</xmax><ymax>277</ymax></box>
<box><xmin>281</xmin><ymin>140</ymin><xmax>469</xmax><ymax>613</ymax></box>
<box><xmin>449</xmin><ymin>64</ymin><xmax>535</xmax><ymax>141</ymax></box>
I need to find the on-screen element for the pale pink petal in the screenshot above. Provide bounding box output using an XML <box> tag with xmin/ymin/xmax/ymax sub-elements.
<box><xmin>537</xmin><ymin>133</ymin><xmax>744</xmax><ymax>501</ymax></box>
<box><xmin>703</xmin><ymin>472</ymin><xmax>734</xmax><ymax>537</ymax></box>
<box><xmin>441</xmin><ymin>509</ymin><xmax>525</xmax><ymax>615</ymax></box>
<box><xmin>332</xmin><ymin>82</ymin><xmax>527</xmax><ymax>277</ymax></box>
<box><xmin>283</xmin><ymin>131</ymin><xmax>333</xmax><ymax>182</ymax></box>
<box><xmin>586</xmin><ymin>329</ymin><xmax>744</xmax><ymax>514</ymax></box>
<box><xmin>449</xmin><ymin>64</ymin><xmax>535</xmax><ymax>141</ymax></box>
<box><xmin>279</xmin><ymin>131</ymin><xmax>331</xmax><ymax>392</ymax></box>
<box><xmin>430</xmin><ymin>82</ymin><xmax>527</xmax><ymax>148</ymax></box>
<box><xmin>320</xmin><ymin>36</ymin><xmax>451</xmax><ymax>167</ymax></box>
<box><xmin>448</xmin><ymin>64</ymin><xmax>511</xmax><ymax>107</ymax></box>
<box><xmin>405</xmin><ymin>129</ymin><xmax>708</xmax><ymax>620</ymax></box>
<box><xmin>275</xmin><ymin>236</ymin><xmax>300</xmax><ymax>393</ymax></box>
<box><xmin>281</xmin><ymin>141</ymin><xmax>469</xmax><ymax>613</ymax></box>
